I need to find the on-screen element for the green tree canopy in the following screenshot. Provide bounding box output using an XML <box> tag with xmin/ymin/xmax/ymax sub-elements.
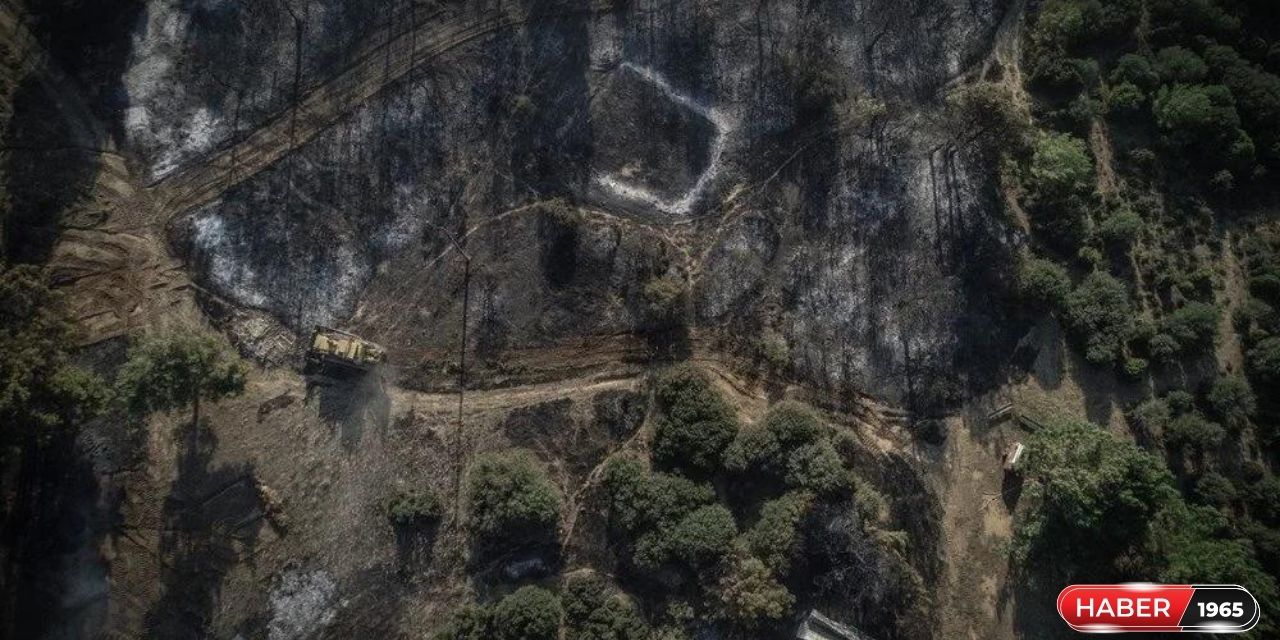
<box><xmin>1016</xmin><ymin>257</ymin><xmax>1072</xmax><ymax>310</ymax></box>
<box><xmin>115</xmin><ymin>330</ymin><xmax>247</xmax><ymax>426</ymax></box>
<box><xmin>1206</xmin><ymin>376</ymin><xmax>1257</xmax><ymax>430</ymax></box>
<box><xmin>651</xmin><ymin>366</ymin><xmax>738</xmax><ymax>473</ymax></box>
<box><xmin>466</xmin><ymin>449</ymin><xmax>562</xmax><ymax>549</ymax></box>
<box><xmin>490</xmin><ymin>586</ymin><xmax>562</xmax><ymax>640</ymax></box>
<box><xmin>563</xmin><ymin>574</ymin><xmax>650</xmax><ymax>640</ymax></box>
<box><xmin>0</xmin><ymin>265</ymin><xmax>109</xmax><ymax>438</ymax></box>
<box><xmin>1062</xmin><ymin>272</ymin><xmax>1134</xmax><ymax>365</ymax></box>
<box><xmin>714</xmin><ymin>554</ymin><xmax>795</xmax><ymax>628</ymax></box>
<box><xmin>1015</xmin><ymin>420</ymin><xmax>1176</xmax><ymax>581</ymax></box>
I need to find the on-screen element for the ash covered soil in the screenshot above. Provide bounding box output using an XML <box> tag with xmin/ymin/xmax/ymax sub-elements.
<box><xmin>3</xmin><ymin>0</ymin><xmax>1053</xmax><ymax>638</ymax></box>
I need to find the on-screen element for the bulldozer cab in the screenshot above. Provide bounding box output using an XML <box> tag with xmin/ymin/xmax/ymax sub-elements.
<box><xmin>305</xmin><ymin>326</ymin><xmax>387</xmax><ymax>373</ymax></box>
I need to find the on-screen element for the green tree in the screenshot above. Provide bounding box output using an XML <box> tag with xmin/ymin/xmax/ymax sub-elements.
<box><xmin>1247</xmin><ymin>337</ymin><xmax>1280</xmax><ymax>388</ymax></box>
<box><xmin>1162</xmin><ymin>302</ymin><xmax>1221</xmax><ymax>353</ymax></box>
<box><xmin>1156</xmin><ymin>46</ymin><xmax>1208</xmax><ymax>83</ymax></box>
<box><xmin>386</xmin><ymin>488</ymin><xmax>443</xmax><ymax>529</ymax></box>
<box><xmin>1028</xmin><ymin>131</ymin><xmax>1095</xmax><ymax>202</ymax></box>
<box><xmin>784</xmin><ymin>440</ymin><xmax>850</xmax><ymax>494</ymax></box>
<box><xmin>116</xmin><ymin>330</ymin><xmax>246</xmax><ymax>428</ymax></box>
<box><xmin>652</xmin><ymin>366</ymin><xmax>738</xmax><ymax>473</ymax></box>
<box><xmin>714</xmin><ymin>554</ymin><xmax>795</xmax><ymax>628</ymax></box>
<box><xmin>490</xmin><ymin>586</ymin><xmax>562</xmax><ymax>640</ymax></box>
<box><xmin>1016</xmin><ymin>257</ymin><xmax>1072</xmax><ymax>310</ymax></box>
<box><xmin>636</xmin><ymin>504</ymin><xmax>737</xmax><ymax>574</ymax></box>
<box><xmin>0</xmin><ymin>266</ymin><xmax>110</xmax><ymax>439</ymax></box>
<box><xmin>743</xmin><ymin>492</ymin><xmax>813</xmax><ymax>576</ymax></box>
<box><xmin>1111</xmin><ymin>54</ymin><xmax>1160</xmax><ymax>90</ymax></box>
<box><xmin>1062</xmin><ymin>272</ymin><xmax>1134</xmax><ymax>365</ymax></box>
<box><xmin>1014</xmin><ymin>420</ymin><xmax>1176</xmax><ymax>581</ymax></box>
<box><xmin>466</xmin><ymin>450</ymin><xmax>562</xmax><ymax>550</ymax></box>
<box><xmin>1165</xmin><ymin>413</ymin><xmax>1225</xmax><ymax>452</ymax></box>
<box><xmin>1153</xmin><ymin>84</ymin><xmax>1253</xmax><ymax>167</ymax></box>
<box><xmin>724</xmin><ymin>401</ymin><xmax>823</xmax><ymax>476</ymax></box>
<box><xmin>602</xmin><ymin>456</ymin><xmax>715</xmax><ymax>537</ymax></box>
<box><xmin>1206</xmin><ymin>376</ymin><xmax>1257</xmax><ymax>430</ymax></box>
<box><xmin>564</xmin><ymin>574</ymin><xmax>650</xmax><ymax>640</ymax></box>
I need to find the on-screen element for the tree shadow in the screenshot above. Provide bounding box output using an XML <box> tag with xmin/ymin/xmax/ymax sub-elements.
<box><xmin>143</xmin><ymin>421</ymin><xmax>264</xmax><ymax>639</ymax></box>
<box><xmin>393</xmin><ymin>521</ymin><xmax>442</xmax><ymax>577</ymax></box>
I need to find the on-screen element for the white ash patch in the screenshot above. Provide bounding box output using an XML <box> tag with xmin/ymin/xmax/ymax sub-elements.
<box><xmin>268</xmin><ymin>569</ymin><xmax>339</xmax><ymax>640</ymax></box>
<box><xmin>592</xmin><ymin>63</ymin><xmax>734</xmax><ymax>217</ymax></box>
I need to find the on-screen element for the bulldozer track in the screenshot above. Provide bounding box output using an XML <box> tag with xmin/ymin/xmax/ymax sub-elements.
<box><xmin>148</xmin><ymin>2</ymin><xmax>621</xmax><ymax>223</ymax></box>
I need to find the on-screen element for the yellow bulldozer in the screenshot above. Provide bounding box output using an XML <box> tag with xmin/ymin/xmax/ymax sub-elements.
<box><xmin>305</xmin><ymin>326</ymin><xmax>387</xmax><ymax>373</ymax></box>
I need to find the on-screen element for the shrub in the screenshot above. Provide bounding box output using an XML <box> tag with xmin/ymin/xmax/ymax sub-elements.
<box><xmin>744</xmin><ymin>492</ymin><xmax>813</xmax><ymax>576</ymax></box>
<box><xmin>1127</xmin><ymin>398</ymin><xmax>1171</xmax><ymax>442</ymax></box>
<box><xmin>784</xmin><ymin>441</ymin><xmax>850</xmax><ymax>494</ymax></box>
<box><xmin>1122</xmin><ymin>357</ymin><xmax>1149</xmax><ymax>380</ymax></box>
<box><xmin>1111</xmin><ymin>54</ymin><xmax>1160</xmax><ymax>90</ymax></box>
<box><xmin>1247</xmin><ymin>478</ymin><xmax>1280</xmax><ymax>526</ymax></box>
<box><xmin>1016</xmin><ymin>257</ymin><xmax>1072</xmax><ymax>309</ymax></box>
<box><xmin>636</xmin><ymin>504</ymin><xmax>737</xmax><ymax>573</ymax></box>
<box><xmin>1106</xmin><ymin>82</ymin><xmax>1146</xmax><ymax>114</ymax></box>
<box><xmin>1195</xmin><ymin>472</ymin><xmax>1238</xmax><ymax>508</ymax></box>
<box><xmin>1165</xmin><ymin>413</ymin><xmax>1225</xmax><ymax>452</ymax></box>
<box><xmin>1097</xmin><ymin>206</ymin><xmax>1142</xmax><ymax>245</ymax></box>
<box><xmin>1166</xmin><ymin>390</ymin><xmax>1196</xmax><ymax>414</ymax></box>
<box><xmin>1062</xmin><ymin>272</ymin><xmax>1133</xmax><ymax>366</ymax></box>
<box><xmin>387</xmin><ymin>488</ymin><xmax>443</xmax><ymax>528</ymax></box>
<box><xmin>1149</xmin><ymin>333</ymin><xmax>1180</xmax><ymax>361</ymax></box>
<box><xmin>1247</xmin><ymin>337</ymin><xmax>1280</xmax><ymax>388</ymax></box>
<box><xmin>724</xmin><ymin>401</ymin><xmax>823</xmax><ymax>476</ymax></box>
<box><xmin>652</xmin><ymin>366</ymin><xmax>738</xmax><ymax>473</ymax></box>
<box><xmin>602</xmin><ymin>457</ymin><xmax>714</xmax><ymax>535</ymax></box>
<box><xmin>490</xmin><ymin>586</ymin><xmax>562</xmax><ymax>640</ymax></box>
<box><xmin>1028</xmin><ymin>131</ymin><xmax>1095</xmax><ymax>202</ymax></box>
<box><xmin>1206</xmin><ymin>376</ymin><xmax>1257</xmax><ymax>430</ymax></box>
<box><xmin>714</xmin><ymin>555</ymin><xmax>795</xmax><ymax>627</ymax></box>
<box><xmin>1162</xmin><ymin>302</ymin><xmax>1221</xmax><ymax>352</ymax></box>
<box><xmin>466</xmin><ymin>450</ymin><xmax>562</xmax><ymax>548</ymax></box>
<box><xmin>641</xmin><ymin>276</ymin><xmax>687</xmax><ymax>330</ymax></box>
<box><xmin>564</xmin><ymin>575</ymin><xmax>649</xmax><ymax>640</ymax></box>
<box><xmin>1156</xmin><ymin>46</ymin><xmax>1208</xmax><ymax>83</ymax></box>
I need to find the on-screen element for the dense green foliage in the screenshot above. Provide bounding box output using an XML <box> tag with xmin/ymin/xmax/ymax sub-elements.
<box><xmin>116</xmin><ymin>330</ymin><xmax>247</xmax><ymax>425</ymax></box>
<box><xmin>386</xmin><ymin>488</ymin><xmax>443</xmax><ymax>528</ymax></box>
<box><xmin>0</xmin><ymin>265</ymin><xmax>109</xmax><ymax>439</ymax></box>
<box><xmin>432</xmin><ymin>587</ymin><xmax>562</xmax><ymax>640</ymax></box>
<box><xmin>598</xmin><ymin>386</ymin><xmax>893</xmax><ymax>635</ymax></box>
<box><xmin>1061</xmin><ymin>272</ymin><xmax>1134</xmax><ymax>365</ymax></box>
<box><xmin>1016</xmin><ymin>257</ymin><xmax>1072</xmax><ymax>309</ymax></box>
<box><xmin>651</xmin><ymin>366</ymin><xmax>738</xmax><ymax>473</ymax></box>
<box><xmin>743</xmin><ymin>492</ymin><xmax>813</xmax><ymax>576</ymax></box>
<box><xmin>490</xmin><ymin>586</ymin><xmax>563</xmax><ymax>640</ymax></box>
<box><xmin>713</xmin><ymin>554</ymin><xmax>795</xmax><ymax>627</ymax></box>
<box><xmin>1014</xmin><ymin>420</ymin><xmax>1176</xmax><ymax>579</ymax></box>
<box><xmin>465</xmin><ymin>450</ymin><xmax>562</xmax><ymax>550</ymax></box>
<box><xmin>1206</xmin><ymin>375</ymin><xmax>1257</xmax><ymax>430</ymax></box>
<box><xmin>563</xmin><ymin>575</ymin><xmax>650</xmax><ymax>640</ymax></box>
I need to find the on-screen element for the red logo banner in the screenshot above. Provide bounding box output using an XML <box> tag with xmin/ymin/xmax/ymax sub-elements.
<box><xmin>1057</xmin><ymin>584</ymin><xmax>1259</xmax><ymax>633</ymax></box>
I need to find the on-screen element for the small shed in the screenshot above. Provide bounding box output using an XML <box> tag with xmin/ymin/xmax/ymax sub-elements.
<box><xmin>795</xmin><ymin>610</ymin><xmax>874</xmax><ymax>640</ymax></box>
